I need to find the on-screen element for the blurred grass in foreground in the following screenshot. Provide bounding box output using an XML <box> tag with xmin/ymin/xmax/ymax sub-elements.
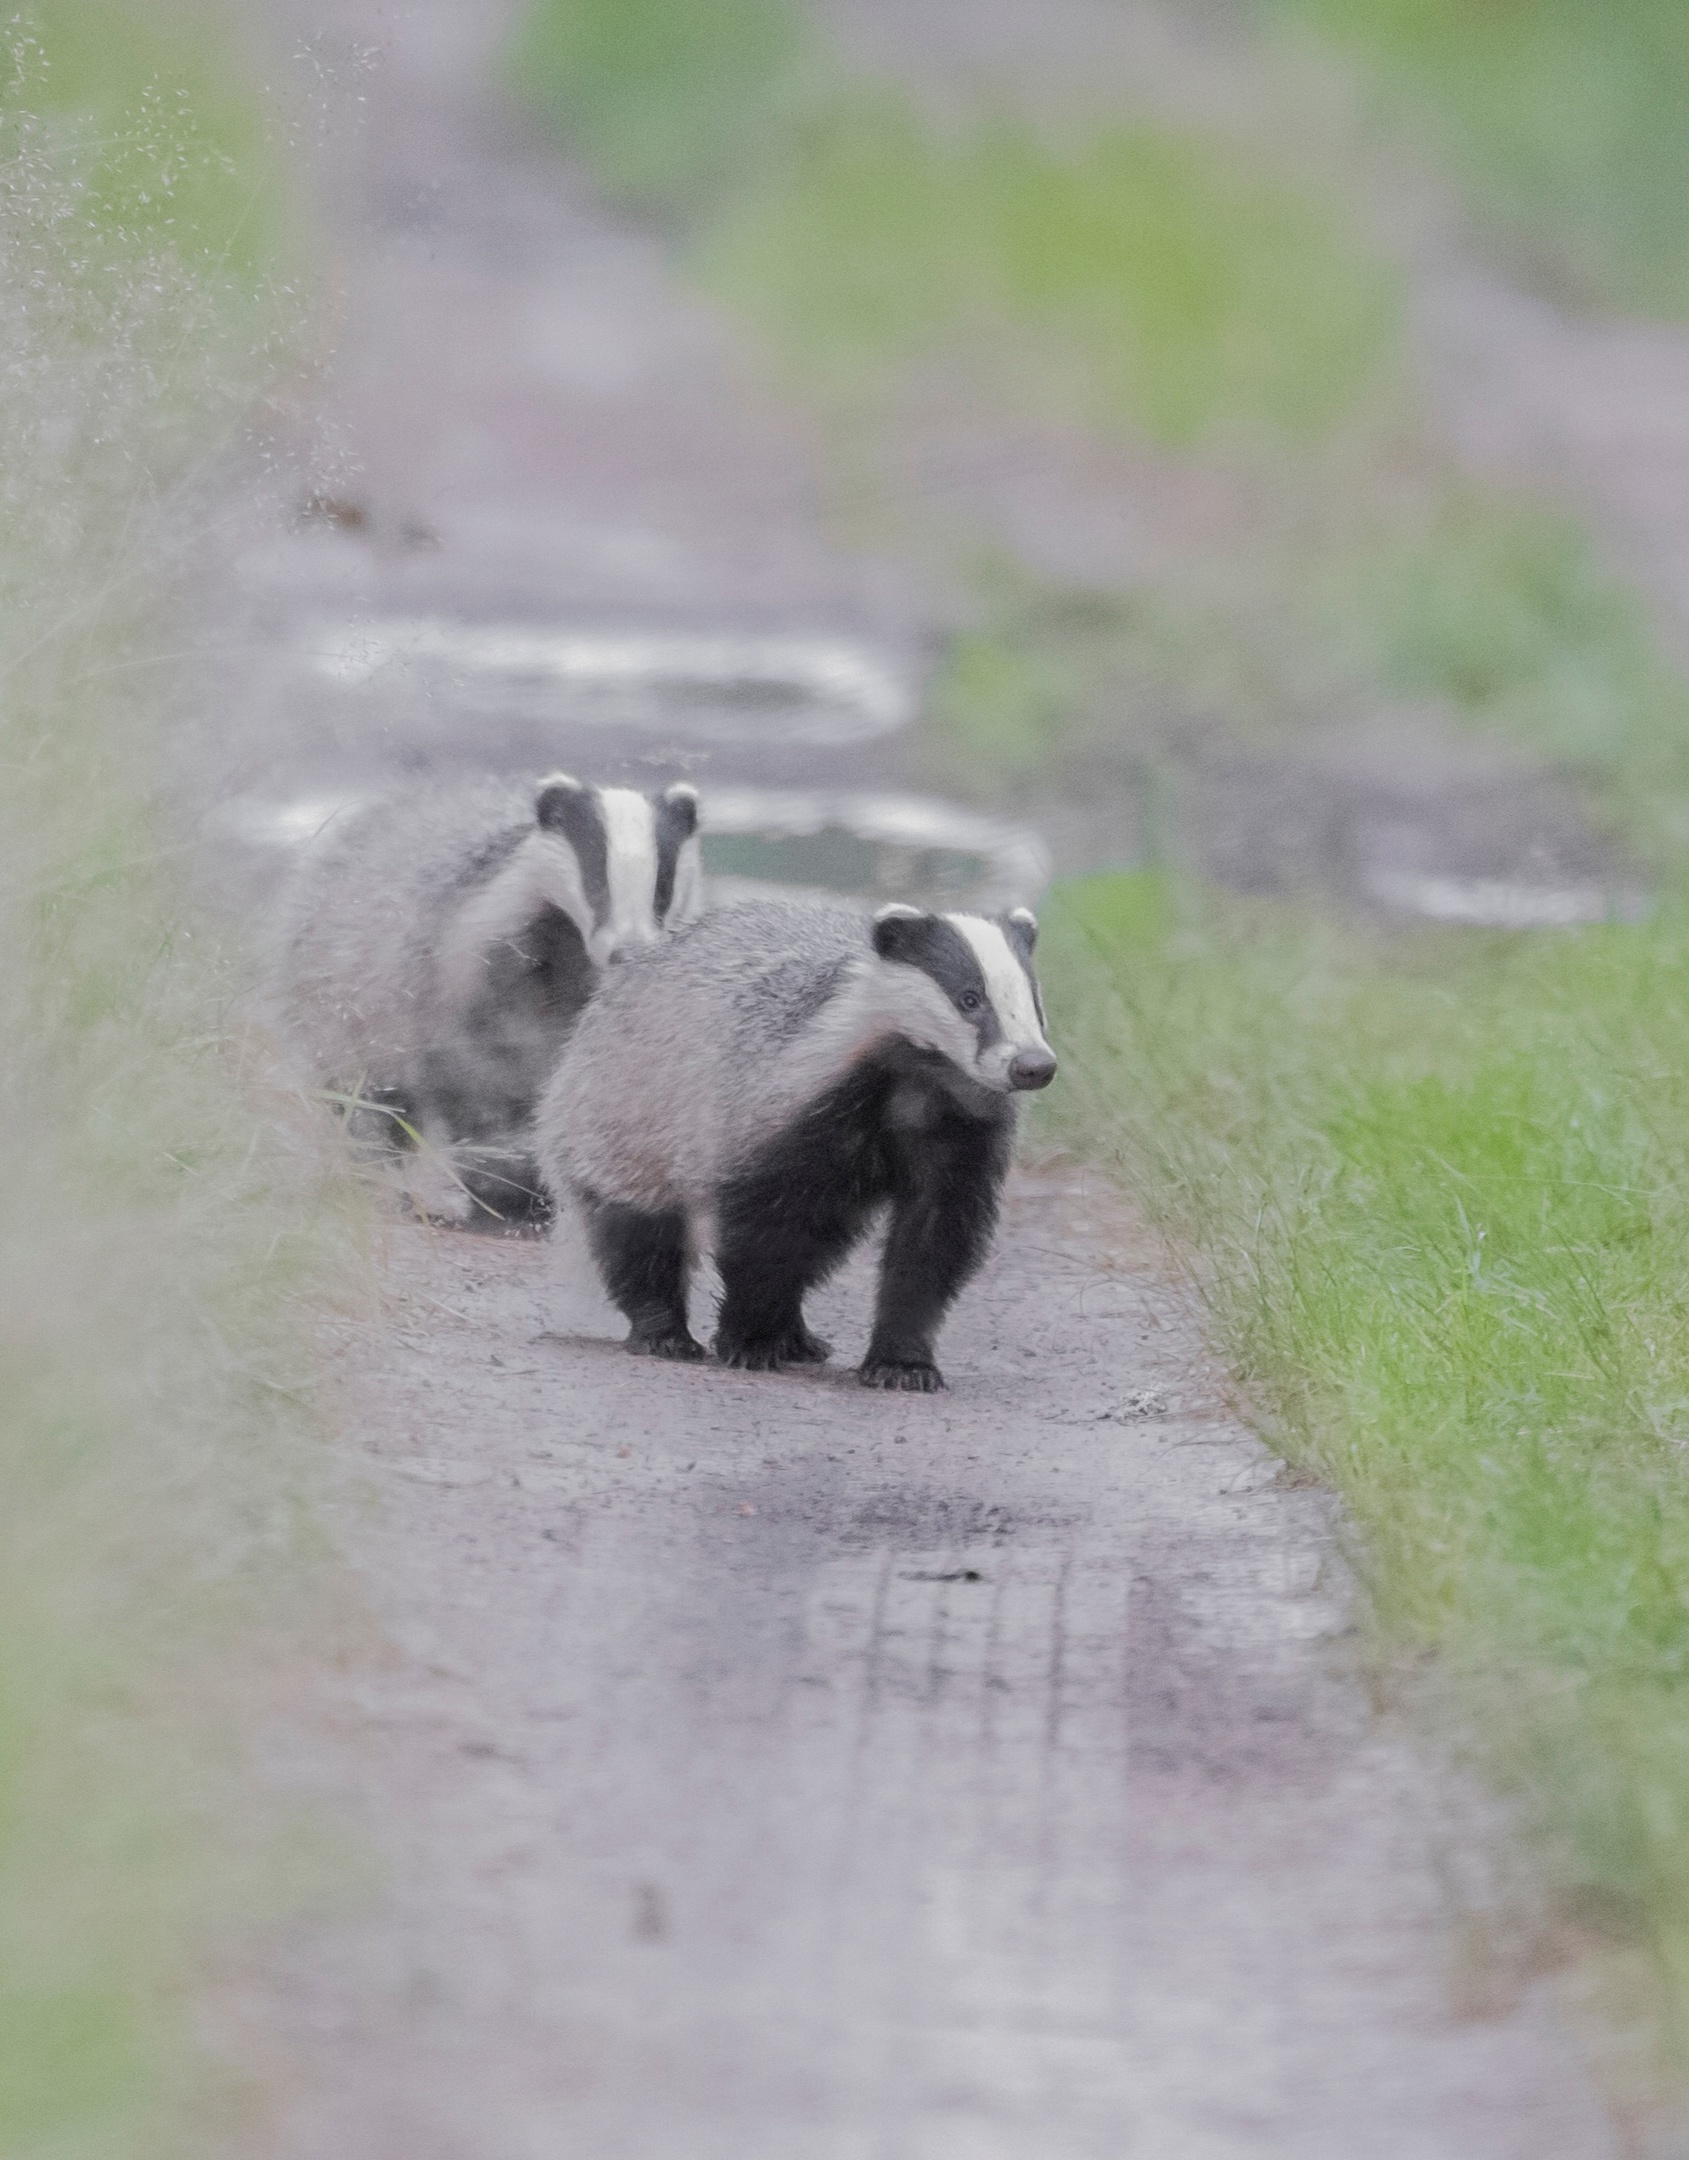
<box><xmin>1037</xmin><ymin>872</ymin><xmax>1689</xmax><ymax>2075</ymax></box>
<box><xmin>0</xmin><ymin>12</ymin><xmax>350</xmax><ymax>2155</ymax></box>
<box><xmin>1277</xmin><ymin>0</ymin><xmax>1689</xmax><ymax>316</ymax></box>
<box><xmin>13</xmin><ymin>0</ymin><xmax>296</xmax><ymax>284</ymax></box>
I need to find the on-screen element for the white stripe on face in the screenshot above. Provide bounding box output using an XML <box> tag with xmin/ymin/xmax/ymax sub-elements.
<box><xmin>949</xmin><ymin>915</ymin><xmax>1052</xmax><ymax>1086</ymax></box>
<box><xmin>667</xmin><ymin>834</ymin><xmax>704</xmax><ymax>924</ymax></box>
<box><xmin>597</xmin><ymin>789</ymin><xmax>661</xmax><ymax>963</ymax></box>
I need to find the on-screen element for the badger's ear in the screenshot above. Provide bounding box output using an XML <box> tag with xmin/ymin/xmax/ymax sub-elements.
<box><xmin>535</xmin><ymin>773</ymin><xmax>586</xmax><ymax>830</ymax></box>
<box><xmin>1004</xmin><ymin>905</ymin><xmax>1038</xmax><ymax>956</ymax></box>
<box><xmin>871</xmin><ymin>901</ymin><xmax>928</xmax><ymax>961</ymax></box>
<box><xmin>659</xmin><ymin>780</ymin><xmax>700</xmax><ymax>838</ymax></box>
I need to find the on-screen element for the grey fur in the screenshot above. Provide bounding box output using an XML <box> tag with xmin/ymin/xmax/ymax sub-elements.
<box><xmin>536</xmin><ymin>897</ymin><xmax>1056</xmax><ymax>1373</ymax></box>
<box><xmin>277</xmin><ymin>773</ymin><xmax>701</xmax><ymax>1217</ymax></box>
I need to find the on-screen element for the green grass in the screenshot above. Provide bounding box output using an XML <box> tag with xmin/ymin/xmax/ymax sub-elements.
<box><xmin>513</xmin><ymin>0</ymin><xmax>1398</xmax><ymax>448</ymax></box>
<box><xmin>5</xmin><ymin>0</ymin><xmax>295</xmax><ymax>285</ymax></box>
<box><xmin>521</xmin><ymin>0</ymin><xmax>1689</xmax><ymax>325</ymax></box>
<box><xmin>699</xmin><ymin>97</ymin><xmax>1397</xmax><ymax>446</ymax></box>
<box><xmin>1038</xmin><ymin>870</ymin><xmax>1689</xmax><ymax>2061</ymax></box>
<box><xmin>0</xmin><ymin>17</ymin><xmax>351</xmax><ymax>2156</ymax></box>
<box><xmin>921</xmin><ymin>495</ymin><xmax>1689</xmax><ymax>864</ymax></box>
<box><xmin>1276</xmin><ymin>0</ymin><xmax>1689</xmax><ymax>315</ymax></box>
<box><xmin>1358</xmin><ymin>494</ymin><xmax>1689</xmax><ymax>852</ymax></box>
<box><xmin>505</xmin><ymin>0</ymin><xmax>808</xmax><ymax>215</ymax></box>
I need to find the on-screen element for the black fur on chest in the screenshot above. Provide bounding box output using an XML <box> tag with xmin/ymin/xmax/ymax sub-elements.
<box><xmin>725</xmin><ymin>1039</ymin><xmax>1013</xmax><ymax>1218</ymax></box>
<box><xmin>702</xmin><ymin>1043</ymin><xmax>1016</xmax><ymax>1382</ymax></box>
<box><xmin>579</xmin><ymin>1045</ymin><xmax>1017</xmax><ymax>1384</ymax></box>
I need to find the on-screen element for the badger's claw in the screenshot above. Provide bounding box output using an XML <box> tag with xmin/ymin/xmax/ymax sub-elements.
<box><xmin>714</xmin><ymin>1324</ymin><xmax>832</xmax><ymax>1373</ymax></box>
<box><xmin>858</xmin><ymin>1358</ymin><xmax>944</xmax><ymax>1393</ymax></box>
<box><xmin>627</xmin><ymin>1326</ymin><xmax>706</xmax><ymax>1362</ymax></box>
<box><xmin>716</xmin><ymin>1340</ymin><xmax>785</xmax><ymax>1372</ymax></box>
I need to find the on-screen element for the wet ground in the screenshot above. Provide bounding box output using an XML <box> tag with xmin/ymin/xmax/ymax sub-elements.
<box><xmin>248</xmin><ymin>1184</ymin><xmax>1615</xmax><ymax>2159</ymax></box>
<box><xmin>212</xmin><ymin>0</ymin><xmax>1689</xmax><ymax>2148</ymax></box>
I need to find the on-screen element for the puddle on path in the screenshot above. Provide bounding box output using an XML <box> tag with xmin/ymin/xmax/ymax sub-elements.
<box><xmin>223</xmin><ymin>783</ymin><xmax>1052</xmax><ymax>913</ymax></box>
<box><xmin>239</xmin><ymin>614</ymin><xmax>1648</xmax><ymax>928</ymax></box>
<box><xmin>301</xmin><ymin>616</ymin><xmax>912</xmax><ymax>747</ymax></box>
<box><xmin>1362</xmin><ymin>866</ymin><xmax>1649</xmax><ymax>929</ymax></box>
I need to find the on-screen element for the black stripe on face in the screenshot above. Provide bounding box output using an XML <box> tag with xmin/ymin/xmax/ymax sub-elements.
<box><xmin>871</xmin><ymin>910</ymin><xmax>1001</xmax><ymax>1050</ymax></box>
<box><xmin>536</xmin><ymin>779</ymin><xmax>609</xmax><ymax>927</ymax></box>
<box><xmin>652</xmin><ymin>786</ymin><xmax>698</xmax><ymax>922</ymax></box>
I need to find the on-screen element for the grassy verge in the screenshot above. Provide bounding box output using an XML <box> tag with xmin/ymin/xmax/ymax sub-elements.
<box><xmin>1273</xmin><ymin>0</ymin><xmax>1689</xmax><ymax>316</ymax></box>
<box><xmin>696</xmin><ymin>94</ymin><xmax>1396</xmax><ymax>448</ymax></box>
<box><xmin>513</xmin><ymin>0</ymin><xmax>1398</xmax><ymax>449</ymax></box>
<box><xmin>1036</xmin><ymin>871</ymin><xmax>1689</xmax><ymax>2070</ymax></box>
<box><xmin>0</xmin><ymin>12</ymin><xmax>353</xmax><ymax>2154</ymax></box>
<box><xmin>506</xmin><ymin>0</ymin><xmax>807</xmax><ymax>215</ymax></box>
<box><xmin>923</xmin><ymin>493</ymin><xmax>1689</xmax><ymax>862</ymax></box>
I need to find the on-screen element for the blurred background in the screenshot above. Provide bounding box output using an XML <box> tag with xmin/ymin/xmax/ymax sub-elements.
<box><xmin>14</xmin><ymin>0</ymin><xmax>1689</xmax><ymax>2150</ymax></box>
<box><xmin>211</xmin><ymin>0</ymin><xmax>1689</xmax><ymax>933</ymax></box>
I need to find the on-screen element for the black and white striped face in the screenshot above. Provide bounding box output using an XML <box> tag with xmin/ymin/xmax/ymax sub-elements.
<box><xmin>535</xmin><ymin>775</ymin><xmax>702</xmax><ymax>966</ymax></box>
<box><xmin>870</xmin><ymin>903</ymin><xmax>1057</xmax><ymax>1093</ymax></box>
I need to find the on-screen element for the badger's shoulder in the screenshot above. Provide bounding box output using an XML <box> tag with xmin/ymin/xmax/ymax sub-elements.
<box><xmin>573</xmin><ymin>898</ymin><xmax>867</xmax><ymax>1048</ymax></box>
<box><xmin>538</xmin><ymin>900</ymin><xmax>865</xmax><ymax>1201</ymax></box>
<box><xmin>281</xmin><ymin>778</ymin><xmax>536</xmax><ymax>929</ymax></box>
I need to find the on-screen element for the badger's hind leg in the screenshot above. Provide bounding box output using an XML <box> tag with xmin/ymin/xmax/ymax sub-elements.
<box><xmin>579</xmin><ymin>1191</ymin><xmax>705</xmax><ymax>1360</ymax></box>
<box><xmin>454</xmin><ymin>1145</ymin><xmax>552</xmax><ymax>1228</ymax></box>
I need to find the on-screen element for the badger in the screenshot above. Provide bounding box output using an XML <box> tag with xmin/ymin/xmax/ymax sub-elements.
<box><xmin>536</xmin><ymin>895</ymin><xmax>1057</xmax><ymax>1388</ymax></box>
<box><xmin>277</xmin><ymin>771</ymin><xmax>701</xmax><ymax>1219</ymax></box>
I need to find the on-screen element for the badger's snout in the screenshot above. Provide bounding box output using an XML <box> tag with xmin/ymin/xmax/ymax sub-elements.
<box><xmin>1008</xmin><ymin>1048</ymin><xmax>1058</xmax><ymax>1091</ymax></box>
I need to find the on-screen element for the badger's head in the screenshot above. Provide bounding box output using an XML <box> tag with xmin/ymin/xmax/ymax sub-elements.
<box><xmin>533</xmin><ymin>774</ymin><xmax>702</xmax><ymax>966</ymax></box>
<box><xmin>869</xmin><ymin>903</ymin><xmax>1057</xmax><ymax>1094</ymax></box>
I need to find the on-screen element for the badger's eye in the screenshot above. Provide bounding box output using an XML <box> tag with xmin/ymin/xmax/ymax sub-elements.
<box><xmin>957</xmin><ymin>989</ymin><xmax>983</xmax><ymax>1014</ymax></box>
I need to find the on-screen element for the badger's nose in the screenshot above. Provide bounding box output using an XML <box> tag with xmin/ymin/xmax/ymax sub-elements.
<box><xmin>1009</xmin><ymin>1048</ymin><xmax>1058</xmax><ymax>1091</ymax></box>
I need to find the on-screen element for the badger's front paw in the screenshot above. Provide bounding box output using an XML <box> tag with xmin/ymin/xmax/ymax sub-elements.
<box><xmin>715</xmin><ymin>1326</ymin><xmax>831</xmax><ymax>1373</ymax></box>
<box><xmin>716</xmin><ymin>1338</ymin><xmax>776</xmax><ymax>1372</ymax></box>
<box><xmin>627</xmin><ymin>1325</ymin><xmax>706</xmax><ymax>1362</ymax></box>
<box><xmin>858</xmin><ymin>1357</ymin><xmax>944</xmax><ymax>1393</ymax></box>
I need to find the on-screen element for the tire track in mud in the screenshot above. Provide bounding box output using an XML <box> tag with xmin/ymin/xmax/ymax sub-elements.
<box><xmin>251</xmin><ymin>1180</ymin><xmax>1614</xmax><ymax>2157</ymax></box>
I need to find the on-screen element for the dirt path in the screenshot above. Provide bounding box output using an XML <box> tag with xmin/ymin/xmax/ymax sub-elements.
<box><xmin>231</xmin><ymin>1</ymin><xmax>1627</xmax><ymax>2148</ymax></box>
<box><xmin>253</xmin><ymin>1180</ymin><xmax>1613</xmax><ymax>2158</ymax></box>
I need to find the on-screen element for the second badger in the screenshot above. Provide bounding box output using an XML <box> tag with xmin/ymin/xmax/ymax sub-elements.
<box><xmin>537</xmin><ymin>896</ymin><xmax>1057</xmax><ymax>1389</ymax></box>
<box><xmin>279</xmin><ymin>771</ymin><xmax>701</xmax><ymax>1217</ymax></box>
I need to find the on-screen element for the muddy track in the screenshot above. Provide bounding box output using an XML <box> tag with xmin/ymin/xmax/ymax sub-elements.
<box><xmin>230</xmin><ymin>0</ymin><xmax>1627</xmax><ymax>2148</ymax></box>
<box><xmin>253</xmin><ymin>1182</ymin><xmax>1612</xmax><ymax>2157</ymax></box>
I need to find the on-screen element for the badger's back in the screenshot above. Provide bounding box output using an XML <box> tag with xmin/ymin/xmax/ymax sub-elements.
<box><xmin>276</xmin><ymin>778</ymin><xmax>539</xmax><ymax>1093</ymax></box>
<box><xmin>538</xmin><ymin>898</ymin><xmax>870</xmax><ymax>1214</ymax></box>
